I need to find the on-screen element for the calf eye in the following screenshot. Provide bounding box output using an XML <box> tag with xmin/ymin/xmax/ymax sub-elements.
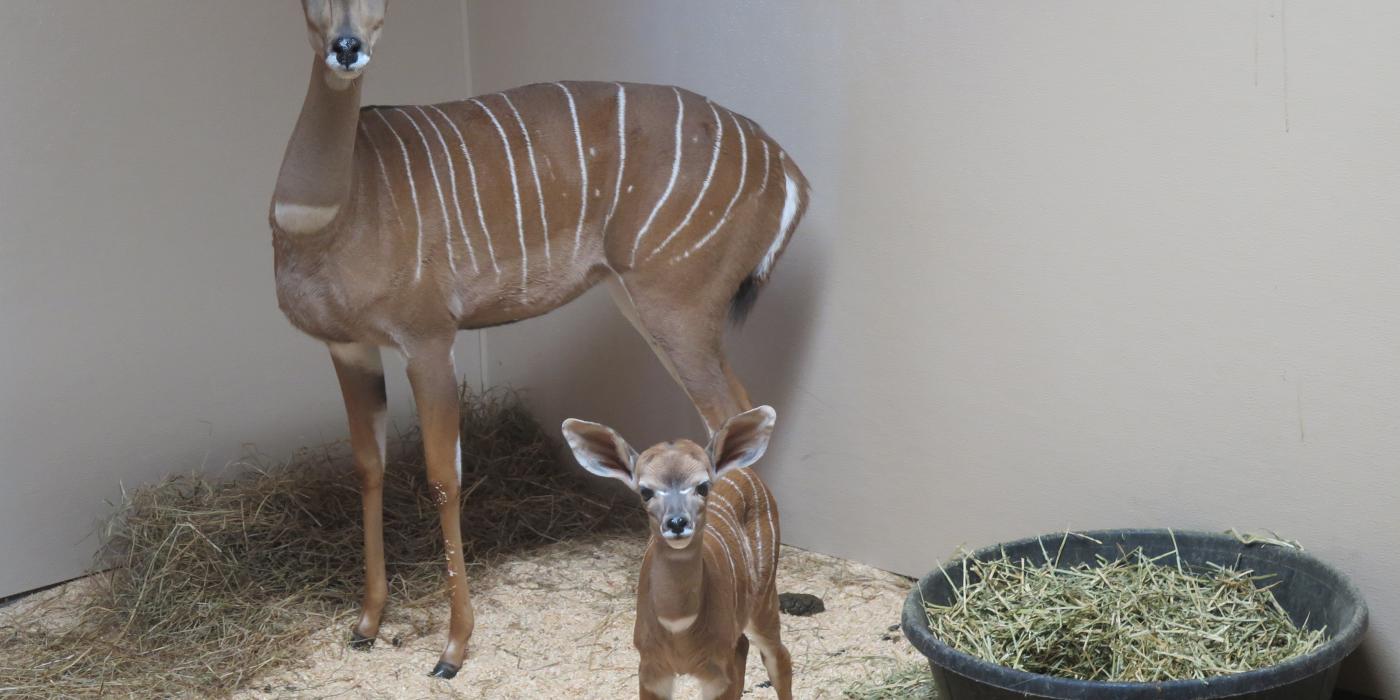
<box><xmin>639</xmin><ymin>486</ymin><xmax>655</xmax><ymax>501</ymax></box>
<box><xmin>696</xmin><ymin>481</ymin><xmax>711</xmax><ymax>497</ymax></box>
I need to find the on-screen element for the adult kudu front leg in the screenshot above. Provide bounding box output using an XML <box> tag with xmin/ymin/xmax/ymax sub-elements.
<box><xmin>405</xmin><ymin>339</ymin><xmax>475</xmax><ymax>678</ymax></box>
<box><xmin>329</xmin><ymin>343</ymin><xmax>390</xmax><ymax>649</ymax></box>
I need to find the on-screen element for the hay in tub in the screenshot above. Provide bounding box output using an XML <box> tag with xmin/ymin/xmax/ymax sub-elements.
<box><xmin>923</xmin><ymin>533</ymin><xmax>1328</xmax><ymax>683</ymax></box>
<box><xmin>0</xmin><ymin>388</ymin><xmax>641</xmax><ymax>698</ymax></box>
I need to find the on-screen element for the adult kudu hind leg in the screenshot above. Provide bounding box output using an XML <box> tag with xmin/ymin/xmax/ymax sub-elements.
<box><xmin>607</xmin><ymin>274</ymin><xmax>753</xmax><ymax>434</ymax></box>
<box><xmin>404</xmin><ymin>339</ymin><xmax>475</xmax><ymax>678</ymax></box>
<box><xmin>329</xmin><ymin>343</ymin><xmax>390</xmax><ymax>650</ymax></box>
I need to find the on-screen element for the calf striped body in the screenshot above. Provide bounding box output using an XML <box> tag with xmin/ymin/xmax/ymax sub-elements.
<box><xmin>634</xmin><ymin>466</ymin><xmax>786</xmax><ymax>700</ymax></box>
<box><xmin>562</xmin><ymin>407</ymin><xmax>792</xmax><ymax>700</ymax></box>
<box><xmin>271</xmin><ymin>4</ymin><xmax>808</xmax><ymax>679</ymax></box>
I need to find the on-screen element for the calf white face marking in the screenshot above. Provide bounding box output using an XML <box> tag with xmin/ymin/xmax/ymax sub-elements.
<box><xmin>274</xmin><ymin>202</ymin><xmax>340</xmax><ymax>235</ymax></box>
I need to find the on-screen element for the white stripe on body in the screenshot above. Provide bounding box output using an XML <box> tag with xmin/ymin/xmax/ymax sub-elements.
<box><xmin>370</xmin><ymin>110</ymin><xmax>424</xmax><ymax>281</ymax></box>
<box><xmin>648</xmin><ymin>101</ymin><xmax>724</xmax><ymax>260</ymax></box>
<box><xmin>737</xmin><ymin>469</ymin><xmax>776</xmax><ymax>586</ymax></box>
<box><xmin>470</xmin><ymin>97</ymin><xmax>528</xmax><ymax>291</ymax></box>
<box><xmin>501</xmin><ymin>93</ymin><xmax>551</xmax><ymax>268</ymax></box>
<box><xmin>395</xmin><ymin>108</ymin><xmax>456</xmax><ymax>274</ymax></box>
<box><xmin>426</xmin><ymin>105</ymin><xmax>501</xmax><ymax>277</ymax></box>
<box><xmin>555</xmin><ymin>82</ymin><xmax>589</xmax><ymax>261</ymax></box>
<box><xmin>356</xmin><ymin>122</ymin><xmax>406</xmax><ymax>233</ymax></box>
<box><xmin>628</xmin><ymin>87</ymin><xmax>685</xmax><ymax>266</ymax></box>
<box><xmin>605</xmin><ymin>83</ymin><xmax>627</xmax><ymax>230</ymax></box>
<box><xmin>676</xmin><ymin>111</ymin><xmax>749</xmax><ymax>262</ymax></box>
<box><xmin>704</xmin><ymin>524</ymin><xmax>739</xmax><ymax>586</ymax></box>
<box><xmin>411</xmin><ymin>106</ymin><xmax>478</xmax><ymax>273</ymax></box>
<box><xmin>742</xmin><ymin>118</ymin><xmax>772</xmax><ymax>195</ymax></box>
<box><xmin>758</xmin><ymin>166</ymin><xmax>801</xmax><ymax>280</ymax></box>
<box><xmin>710</xmin><ymin>490</ymin><xmax>757</xmax><ymax>583</ymax></box>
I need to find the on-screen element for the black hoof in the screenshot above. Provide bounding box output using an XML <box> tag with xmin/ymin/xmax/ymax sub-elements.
<box><xmin>428</xmin><ymin>661</ymin><xmax>459</xmax><ymax>680</ymax></box>
<box><xmin>349</xmin><ymin>631</ymin><xmax>375</xmax><ymax>651</ymax></box>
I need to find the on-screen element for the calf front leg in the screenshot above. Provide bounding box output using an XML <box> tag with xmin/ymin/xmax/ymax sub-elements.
<box><xmin>405</xmin><ymin>339</ymin><xmax>475</xmax><ymax>678</ymax></box>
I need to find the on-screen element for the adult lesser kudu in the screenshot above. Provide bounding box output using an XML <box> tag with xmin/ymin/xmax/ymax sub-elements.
<box><xmin>272</xmin><ymin>0</ymin><xmax>809</xmax><ymax>678</ymax></box>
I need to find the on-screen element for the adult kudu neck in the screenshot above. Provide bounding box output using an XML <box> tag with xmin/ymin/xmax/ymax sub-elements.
<box><xmin>272</xmin><ymin>59</ymin><xmax>363</xmax><ymax>236</ymax></box>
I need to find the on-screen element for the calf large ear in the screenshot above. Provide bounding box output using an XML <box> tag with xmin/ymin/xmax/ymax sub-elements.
<box><xmin>561</xmin><ymin>419</ymin><xmax>638</xmax><ymax>486</ymax></box>
<box><xmin>707</xmin><ymin>406</ymin><xmax>777</xmax><ymax>477</ymax></box>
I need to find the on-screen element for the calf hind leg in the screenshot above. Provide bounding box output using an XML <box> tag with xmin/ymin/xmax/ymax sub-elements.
<box><xmin>749</xmin><ymin>599</ymin><xmax>793</xmax><ymax>699</ymax></box>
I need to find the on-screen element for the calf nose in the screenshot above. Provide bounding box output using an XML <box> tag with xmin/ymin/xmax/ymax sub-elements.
<box><xmin>332</xmin><ymin>37</ymin><xmax>363</xmax><ymax>67</ymax></box>
<box><xmin>665</xmin><ymin>516</ymin><xmax>689</xmax><ymax>534</ymax></box>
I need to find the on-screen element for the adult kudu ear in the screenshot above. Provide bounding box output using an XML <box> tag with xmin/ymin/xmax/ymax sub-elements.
<box><xmin>707</xmin><ymin>405</ymin><xmax>777</xmax><ymax>477</ymax></box>
<box><xmin>561</xmin><ymin>419</ymin><xmax>639</xmax><ymax>486</ymax></box>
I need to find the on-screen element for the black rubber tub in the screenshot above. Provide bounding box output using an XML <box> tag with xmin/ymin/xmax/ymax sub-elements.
<box><xmin>900</xmin><ymin>529</ymin><xmax>1367</xmax><ymax>700</ymax></box>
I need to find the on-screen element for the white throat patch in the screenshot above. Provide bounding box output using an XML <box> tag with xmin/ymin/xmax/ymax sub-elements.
<box><xmin>657</xmin><ymin>614</ymin><xmax>697</xmax><ymax>633</ymax></box>
<box><xmin>274</xmin><ymin>201</ymin><xmax>340</xmax><ymax>235</ymax></box>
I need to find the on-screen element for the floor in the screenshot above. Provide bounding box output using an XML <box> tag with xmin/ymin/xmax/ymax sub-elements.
<box><xmin>234</xmin><ymin>533</ymin><xmax>921</xmax><ymax>699</ymax></box>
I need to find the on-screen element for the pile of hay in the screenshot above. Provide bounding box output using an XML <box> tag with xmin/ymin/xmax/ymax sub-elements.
<box><xmin>0</xmin><ymin>389</ymin><xmax>640</xmax><ymax>698</ymax></box>
<box><xmin>924</xmin><ymin>537</ymin><xmax>1328</xmax><ymax>682</ymax></box>
<box><xmin>842</xmin><ymin>663</ymin><xmax>936</xmax><ymax>699</ymax></box>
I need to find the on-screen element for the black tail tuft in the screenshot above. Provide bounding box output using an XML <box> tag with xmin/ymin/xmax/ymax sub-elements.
<box><xmin>728</xmin><ymin>273</ymin><xmax>764</xmax><ymax>326</ymax></box>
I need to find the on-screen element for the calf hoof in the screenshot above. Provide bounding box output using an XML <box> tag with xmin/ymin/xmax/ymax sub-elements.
<box><xmin>349</xmin><ymin>631</ymin><xmax>375</xmax><ymax>651</ymax></box>
<box><xmin>428</xmin><ymin>661</ymin><xmax>459</xmax><ymax>679</ymax></box>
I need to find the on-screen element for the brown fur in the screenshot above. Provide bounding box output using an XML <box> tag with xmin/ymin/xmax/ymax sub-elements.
<box><xmin>274</xmin><ymin>1</ymin><xmax>808</xmax><ymax>677</ymax></box>
<box><xmin>562</xmin><ymin>409</ymin><xmax>792</xmax><ymax>699</ymax></box>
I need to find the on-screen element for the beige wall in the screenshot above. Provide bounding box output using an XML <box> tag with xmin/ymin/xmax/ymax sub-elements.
<box><xmin>468</xmin><ymin>1</ymin><xmax>1400</xmax><ymax>695</ymax></box>
<box><xmin>0</xmin><ymin>1</ymin><xmax>476</xmax><ymax>597</ymax></box>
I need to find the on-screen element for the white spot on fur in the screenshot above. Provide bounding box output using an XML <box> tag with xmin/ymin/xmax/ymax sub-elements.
<box><xmin>274</xmin><ymin>202</ymin><xmax>339</xmax><ymax>234</ymax></box>
<box><xmin>658</xmin><ymin>614</ymin><xmax>697</xmax><ymax>633</ymax></box>
<box><xmin>328</xmin><ymin>342</ymin><xmax>383</xmax><ymax>373</ymax></box>
<box><xmin>645</xmin><ymin>676</ymin><xmax>676</xmax><ymax>697</ymax></box>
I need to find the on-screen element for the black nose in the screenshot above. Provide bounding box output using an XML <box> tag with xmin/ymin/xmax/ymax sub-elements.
<box><xmin>665</xmin><ymin>516</ymin><xmax>689</xmax><ymax>534</ymax></box>
<box><xmin>332</xmin><ymin>37</ymin><xmax>363</xmax><ymax>68</ymax></box>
